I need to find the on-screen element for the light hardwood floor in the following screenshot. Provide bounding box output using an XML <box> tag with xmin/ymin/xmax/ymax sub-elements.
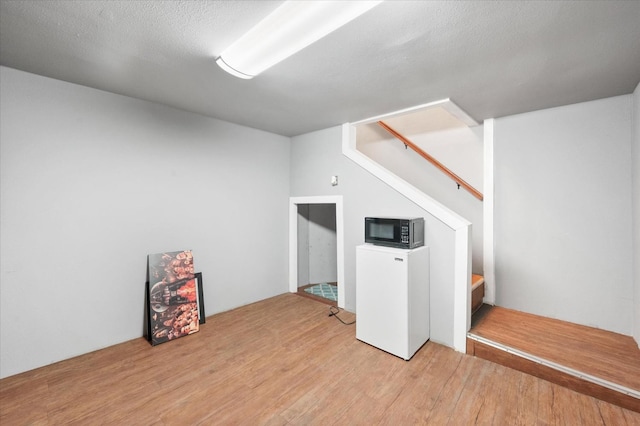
<box><xmin>1</xmin><ymin>293</ymin><xmax>639</xmax><ymax>425</ymax></box>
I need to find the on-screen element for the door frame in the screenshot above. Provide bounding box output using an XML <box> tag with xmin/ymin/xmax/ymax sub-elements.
<box><xmin>289</xmin><ymin>196</ymin><xmax>345</xmax><ymax>308</ymax></box>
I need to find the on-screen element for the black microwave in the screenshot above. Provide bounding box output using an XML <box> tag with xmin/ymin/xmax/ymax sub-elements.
<box><xmin>364</xmin><ymin>217</ymin><xmax>425</xmax><ymax>249</ymax></box>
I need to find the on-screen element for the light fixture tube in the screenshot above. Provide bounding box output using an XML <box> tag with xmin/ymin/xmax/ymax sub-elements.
<box><xmin>216</xmin><ymin>0</ymin><xmax>383</xmax><ymax>79</ymax></box>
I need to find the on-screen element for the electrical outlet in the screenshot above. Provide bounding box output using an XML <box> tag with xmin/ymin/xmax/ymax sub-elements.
<box><xmin>331</xmin><ymin>175</ymin><xmax>338</xmax><ymax>186</ymax></box>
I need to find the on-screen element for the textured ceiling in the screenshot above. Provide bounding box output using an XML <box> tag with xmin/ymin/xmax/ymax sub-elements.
<box><xmin>1</xmin><ymin>0</ymin><xmax>639</xmax><ymax>137</ymax></box>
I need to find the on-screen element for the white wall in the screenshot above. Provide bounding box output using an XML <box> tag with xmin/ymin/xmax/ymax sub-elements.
<box><xmin>494</xmin><ymin>95</ymin><xmax>633</xmax><ymax>335</ymax></box>
<box><xmin>633</xmin><ymin>82</ymin><xmax>640</xmax><ymax>346</ymax></box>
<box><xmin>296</xmin><ymin>205</ymin><xmax>310</xmax><ymax>286</ymax></box>
<box><xmin>358</xmin><ymin>123</ymin><xmax>484</xmax><ymax>273</ymax></box>
<box><xmin>0</xmin><ymin>67</ymin><xmax>291</xmax><ymax>378</ymax></box>
<box><xmin>290</xmin><ymin>126</ymin><xmax>458</xmax><ymax>347</ymax></box>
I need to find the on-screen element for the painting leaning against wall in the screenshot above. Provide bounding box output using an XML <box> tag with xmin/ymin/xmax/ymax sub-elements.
<box><xmin>146</xmin><ymin>250</ymin><xmax>199</xmax><ymax>345</ymax></box>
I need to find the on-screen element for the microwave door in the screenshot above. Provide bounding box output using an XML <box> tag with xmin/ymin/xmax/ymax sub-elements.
<box><xmin>366</xmin><ymin>219</ymin><xmax>400</xmax><ymax>245</ymax></box>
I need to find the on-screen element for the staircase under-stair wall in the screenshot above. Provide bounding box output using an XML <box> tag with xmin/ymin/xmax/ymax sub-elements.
<box><xmin>346</xmin><ymin>99</ymin><xmax>485</xmax><ymax>354</ymax></box>
<box><xmin>343</xmin><ymin>116</ymin><xmax>472</xmax><ymax>353</ymax></box>
<box><xmin>348</xmin><ymin>105</ymin><xmax>640</xmax><ymax>412</ymax></box>
<box><xmin>356</xmin><ymin>111</ymin><xmax>485</xmax><ymax>276</ymax></box>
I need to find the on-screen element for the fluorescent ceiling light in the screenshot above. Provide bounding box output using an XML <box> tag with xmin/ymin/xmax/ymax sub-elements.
<box><xmin>216</xmin><ymin>0</ymin><xmax>383</xmax><ymax>79</ymax></box>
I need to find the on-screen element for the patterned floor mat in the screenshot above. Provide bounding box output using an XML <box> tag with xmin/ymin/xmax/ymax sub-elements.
<box><xmin>304</xmin><ymin>283</ymin><xmax>337</xmax><ymax>302</ymax></box>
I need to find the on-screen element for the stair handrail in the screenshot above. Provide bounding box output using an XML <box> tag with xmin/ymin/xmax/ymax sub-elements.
<box><xmin>377</xmin><ymin>120</ymin><xmax>484</xmax><ymax>201</ymax></box>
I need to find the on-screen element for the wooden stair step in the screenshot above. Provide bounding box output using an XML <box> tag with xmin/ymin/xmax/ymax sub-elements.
<box><xmin>467</xmin><ymin>305</ymin><xmax>640</xmax><ymax>413</ymax></box>
<box><xmin>471</xmin><ymin>273</ymin><xmax>484</xmax><ymax>289</ymax></box>
<box><xmin>471</xmin><ymin>274</ymin><xmax>485</xmax><ymax>314</ymax></box>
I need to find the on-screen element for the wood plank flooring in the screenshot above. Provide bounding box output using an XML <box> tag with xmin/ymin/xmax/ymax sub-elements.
<box><xmin>2</xmin><ymin>293</ymin><xmax>639</xmax><ymax>425</ymax></box>
<box><xmin>468</xmin><ymin>305</ymin><xmax>640</xmax><ymax>412</ymax></box>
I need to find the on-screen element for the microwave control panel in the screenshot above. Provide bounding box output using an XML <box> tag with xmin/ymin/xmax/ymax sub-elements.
<box><xmin>401</xmin><ymin>225</ymin><xmax>410</xmax><ymax>244</ymax></box>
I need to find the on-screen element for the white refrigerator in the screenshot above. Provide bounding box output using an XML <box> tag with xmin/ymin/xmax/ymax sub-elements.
<box><xmin>355</xmin><ymin>244</ymin><xmax>430</xmax><ymax>360</ymax></box>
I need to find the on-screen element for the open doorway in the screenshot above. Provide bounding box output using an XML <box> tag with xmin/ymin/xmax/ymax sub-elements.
<box><xmin>296</xmin><ymin>203</ymin><xmax>337</xmax><ymax>305</ymax></box>
<box><xmin>289</xmin><ymin>196</ymin><xmax>344</xmax><ymax>308</ymax></box>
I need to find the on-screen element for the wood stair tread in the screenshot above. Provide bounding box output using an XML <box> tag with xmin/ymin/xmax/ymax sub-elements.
<box><xmin>471</xmin><ymin>274</ymin><xmax>484</xmax><ymax>290</ymax></box>
<box><xmin>467</xmin><ymin>305</ymin><xmax>640</xmax><ymax>412</ymax></box>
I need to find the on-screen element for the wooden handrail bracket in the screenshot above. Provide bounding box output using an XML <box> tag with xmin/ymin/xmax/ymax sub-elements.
<box><xmin>377</xmin><ymin>120</ymin><xmax>484</xmax><ymax>201</ymax></box>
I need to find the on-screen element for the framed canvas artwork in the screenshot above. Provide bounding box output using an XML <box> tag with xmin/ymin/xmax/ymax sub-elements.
<box><xmin>146</xmin><ymin>250</ymin><xmax>200</xmax><ymax>345</ymax></box>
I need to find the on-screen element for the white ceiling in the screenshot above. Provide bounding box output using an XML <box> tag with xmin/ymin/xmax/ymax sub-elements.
<box><xmin>1</xmin><ymin>0</ymin><xmax>639</xmax><ymax>137</ymax></box>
